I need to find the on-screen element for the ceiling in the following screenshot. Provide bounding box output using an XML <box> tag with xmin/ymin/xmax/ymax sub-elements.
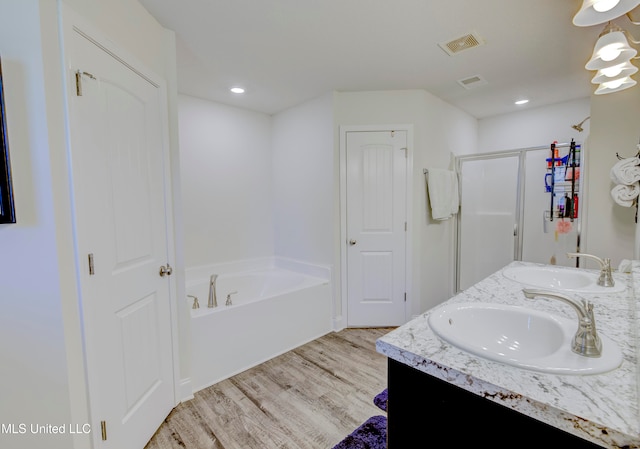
<box><xmin>138</xmin><ymin>0</ymin><xmax>634</xmax><ymax>119</ymax></box>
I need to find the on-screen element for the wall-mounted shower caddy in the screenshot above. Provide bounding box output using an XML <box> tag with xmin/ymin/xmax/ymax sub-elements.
<box><xmin>545</xmin><ymin>139</ymin><xmax>581</xmax><ymax>222</ymax></box>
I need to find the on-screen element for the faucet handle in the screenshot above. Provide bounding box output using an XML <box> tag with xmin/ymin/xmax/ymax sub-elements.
<box><xmin>187</xmin><ymin>295</ymin><xmax>200</xmax><ymax>309</ymax></box>
<box><xmin>599</xmin><ymin>258</ymin><xmax>615</xmax><ymax>287</ymax></box>
<box><xmin>225</xmin><ymin>291</ymin><xmax>238</xmax><ymax>306</ymax></box>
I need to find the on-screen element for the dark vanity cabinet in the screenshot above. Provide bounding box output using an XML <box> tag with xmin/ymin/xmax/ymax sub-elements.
<box><xmin>387</xmin><ymin>359</ymin><xmax>602</xmax><ymax>448</ymax></box>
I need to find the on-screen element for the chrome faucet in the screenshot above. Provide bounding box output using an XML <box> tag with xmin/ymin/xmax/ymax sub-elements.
<box><xmin>566</xmin><ymin>252</ymin><xmax>615</xmax><ymax>287</ymax></box>
<box><xmin>208</xmin><ymin>274</ymin><xmax>218</xmax><ymax>308</ymax></box>
<box><xmin>522</xmin><ymin>288</ymin><xmax>602</xmax><ymax>357</ymax></box>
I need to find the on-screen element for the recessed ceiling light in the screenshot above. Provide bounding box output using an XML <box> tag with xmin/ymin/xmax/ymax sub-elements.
<box><xmin>515</xmin><ymin>99</ymin><xmax>529</xmax><ymax>105</ymax></box>
<box><xmin>230</xmin><ymin>87</ymin><xmax>245</xmax><ymax>94</ymax></box>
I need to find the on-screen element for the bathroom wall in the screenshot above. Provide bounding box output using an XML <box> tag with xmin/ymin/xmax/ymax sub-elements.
<box><xmin>272</xmin><ymin>92</ymin><xmax>335</xmax><ymax>266</ymax></box>
<box><xmin>334</xmin><ymin>89</ymin><xmax>478</xmax><ymax>317</ymax></box>
<box><xmin>587</xmin><ymin>87</ymin><xmax>640</xmax><ymax>266</ymax></box>
<box><xmin>179</xmin><ymin>94</ymin><xmax>274</xmax><ymax>267</ymax></box>
<box><xmin>271</xmin><ymin>92</ymin><xmax>336</xmax><ymax>316</ymax></box>
<box><xmin>478</xmin><ymin>98</ymin><xmax>590</xmax><ymax>153</ymax></box>
<box><xmin>0</xmin><ymin>2</ymin><xmax>74</xmax><ymax>448</ymax></box>
<box><xmin>0</xmin><ymin>1</ymin><xmax>180</xmax><ymax>448</ymax></box>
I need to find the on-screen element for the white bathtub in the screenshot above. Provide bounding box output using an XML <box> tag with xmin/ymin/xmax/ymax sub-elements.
<box><xmin>187</xmin><ymin>267</ymin><xmax>332</xmax><ymax>392</ymax></box>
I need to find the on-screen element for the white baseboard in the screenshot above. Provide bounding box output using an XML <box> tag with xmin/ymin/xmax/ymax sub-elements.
<box><xmin>333</xmin><ymin>315</ymin><xmax>345</xmax><ymax>331</ymax></box>
<box><xmin>179</xmin><ymin>377</ymin><xmax>194</xmax><ymax>402</ymax></box>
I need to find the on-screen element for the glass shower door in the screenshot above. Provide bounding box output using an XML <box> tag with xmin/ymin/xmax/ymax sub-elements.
<box><xmin>457</xmin><ymin>153</ymin><xmax>522</xmax><ymax>291</ymax></box>
<box><xmin>521</xmin><ymin>148</ymin><xmax>581</xmax><ymax>267</ymax></box>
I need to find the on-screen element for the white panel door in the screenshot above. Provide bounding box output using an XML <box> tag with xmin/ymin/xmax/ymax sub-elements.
<box><xmin>68</xmin><ymin>30</ymin><xmax>175</xmax><ymax>448</ymax></box>
<box><xmin>458</xmin><ymin>155</ymin><xmax>521</xmax><ymax>290</ymax></box>
<box><xmin>346</xmin><ymin>131</ymin><xmax>407</xmax><ymax>326</ymax></box>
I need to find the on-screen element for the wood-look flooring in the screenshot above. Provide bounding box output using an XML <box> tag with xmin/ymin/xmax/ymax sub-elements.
<box><xmin>144</xmin><ymin>327</ymin><xmax>393</xmax><ymax>449</ymax></box>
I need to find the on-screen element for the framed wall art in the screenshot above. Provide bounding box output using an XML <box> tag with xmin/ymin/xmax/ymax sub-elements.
<box><xmin>0</xmin><ymin>56</ymin><xmax>15</xmax><ymax>224</ymax></box>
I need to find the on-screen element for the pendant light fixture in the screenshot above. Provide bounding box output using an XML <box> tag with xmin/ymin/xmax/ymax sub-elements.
<box><xmin>572</xmin><ymin>2</ymin><xmax>639</xmax><ymax>95</ymax></box>
<box><xmin>591</xmin><ymin>60</ymin><xmax>638</xmax><ymax>83</ymax></box>
<box><xmin>573</xmin><ymin>0</ymin><xmax>640</xmax><ymax>26</ymax></box>
<box><xmin>585</xmin><ymin>22</ymin><xmax>637</xmax><ymax>70</ymax></box>
<box><xmin>594</xmin><ymin>75</ymin><xmax>637</xmax><ymax>93</ymax></box>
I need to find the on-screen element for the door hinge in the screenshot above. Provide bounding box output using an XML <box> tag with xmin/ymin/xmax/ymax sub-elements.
<box><xmin>404</xmin><ymin>292</ymin><xmax>407</xmax><ymax>302</ymax></box>
<box><xmin>75</xmin><ymin>71</ymin><xmax>82</xmax><ymax>96</ymax></box>
<box><xmin>100</xmin><ymin>420</ymin><xmax>107</xmax><ymax>441</ymax></box>
<box><xmin>75</xmin><ymin>70</ymin><xmax>96</xmax><ymax>96</ymax></box>
<box><xmin>404</xmin><ymin>221</ymin><xmax>407</xmax><ymax>231</ymax></box>
<box><xmin>88</xmin><ymin>253</ymin><xmax>95</xmax><ymax>276</ymax></box>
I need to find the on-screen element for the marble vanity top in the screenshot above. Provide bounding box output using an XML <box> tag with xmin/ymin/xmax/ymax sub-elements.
<box><xmin>377</xmin><ymin>260</ymin><xmax>640</xmax><ymax>448</ymax></box>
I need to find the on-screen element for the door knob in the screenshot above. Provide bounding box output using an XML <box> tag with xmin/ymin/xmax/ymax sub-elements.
<box><xmin>159</xmin><ymin>264</ymin><xmax>173</xmax><ymax>277</ymax></box>
<box><xmin>349</xmin><ymin>239</ymin><xmax>357</xmax><ymax>246</ymax></box>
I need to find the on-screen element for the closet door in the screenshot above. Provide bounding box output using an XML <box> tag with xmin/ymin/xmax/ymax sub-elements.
<box><xmin>345</xmin><ymin>130</ymin><xmax>408</xmax><ymax>326</ymax></box>
<box><xmin>457</xmin><ymin>153</ymin><xmax>522</xmax><ymax>291</ymax></box>
<box><xmin>66</xmin><ymin>20</ymin><xmax>176</xmax><ymax>449</ymax></box>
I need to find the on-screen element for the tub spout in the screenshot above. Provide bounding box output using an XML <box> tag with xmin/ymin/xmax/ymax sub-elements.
<box><xmin>208</xmin><ymin>274</ymin><xmax>218</xmax><ymax>308</ymax></box>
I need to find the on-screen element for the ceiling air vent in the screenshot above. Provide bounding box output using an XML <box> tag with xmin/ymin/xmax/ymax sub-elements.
<box><xmin>457</xmin><ymin>74</ymin><xmax>488</xmax><ymax>90</ymax></box>
<box><xmin>438</xmin><ymin>32</ymin><xmax>484</xmax><ymax>56</ymax></box>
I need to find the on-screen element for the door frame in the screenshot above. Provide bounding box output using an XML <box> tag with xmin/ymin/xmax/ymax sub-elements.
<box><xmin>60</xmin><ymin>6</ymin><xmax>180</xmax><ymax>447</ymax></box>
<box><xmin>339</xmin><ymin>125</ymin><xmax>414</xmax><ymax>329</ymax></box>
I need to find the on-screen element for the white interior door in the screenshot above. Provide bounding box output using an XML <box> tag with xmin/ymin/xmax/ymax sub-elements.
<box><xmin>67</xmin><ymin>29</ymin><xmax>175</xmax><ymax>448</ymax></box>
<box><xmin>458</xmin><ymin>154</ymin><xmax>521</xmax><ymax>291</ymax></box>
<box><xmin>346</xmin><ymin>130</ymin><xmax>407</xmax><ymax>326</ymax></box>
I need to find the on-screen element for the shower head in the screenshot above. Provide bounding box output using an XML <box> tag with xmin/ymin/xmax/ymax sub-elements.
<box><xmin>571</xmin><ymin>116</ymin><xmax>590</xmax><ymax>132</ymax></box>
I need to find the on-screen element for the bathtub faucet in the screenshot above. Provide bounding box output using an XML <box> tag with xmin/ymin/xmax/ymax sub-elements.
<box><xmin>208</xmin><ymin>274</ymin><xmax>218</xmax><ymax>308</ymax></box>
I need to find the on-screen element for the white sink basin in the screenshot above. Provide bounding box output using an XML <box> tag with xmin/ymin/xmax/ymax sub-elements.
<box><xmin>502</xmin><ymin>265</ymin><xmax>625</xmax><ymax>293</ymax></box>
<box><xmin>428</xmin><ymin>302</ymin><xmax>623</xmax><ymax>375</ymax></box>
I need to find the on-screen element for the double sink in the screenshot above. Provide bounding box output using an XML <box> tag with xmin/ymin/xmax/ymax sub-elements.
<box><xmin>428</xmin><ymin>262</ymin><xmax>625</xmax><ymax>375</ymax></box>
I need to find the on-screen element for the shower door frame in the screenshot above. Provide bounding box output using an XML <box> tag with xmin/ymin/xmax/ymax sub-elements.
<box><xmin>454</xmin><ymin>150</ymin><xmax>525</xmax><ymax>292</ymax></box>
<box><xmin>454</xmin><ymin>143</ymin><xmax>583</xmax><ymax>292</ymax></box>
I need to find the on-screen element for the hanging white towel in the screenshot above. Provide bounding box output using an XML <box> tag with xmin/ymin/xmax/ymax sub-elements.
<box><xmin>610</xmin><ymin>157</ymin><xmax>640</xmax><ymax>185</ymax></box>
<box><xmin>610</xmin><ymin>183</ymin><xmax>640</xmax><ymax>207</ymax></box>
<box><xmin>427</xmin><ymin>168</ymin><xmax>459</xmax><ymax>220</ymax></box>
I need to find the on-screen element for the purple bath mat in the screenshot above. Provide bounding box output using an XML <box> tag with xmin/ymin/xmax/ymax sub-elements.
<box><xmin>331</xmin><ymin>415</ymin><xmax>387</xmax><ymax>449</ymax></box>
<box><xmin>373</xmin><ymin>389</ymin><xmax>387</xmax><ymax>412</ymax></box>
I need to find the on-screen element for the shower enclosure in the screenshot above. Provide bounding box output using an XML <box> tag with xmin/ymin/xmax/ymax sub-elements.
<box><xmin>455</xmin><ymin>142</ymin><xmax>583</xmax><ymax>291</ymax></box>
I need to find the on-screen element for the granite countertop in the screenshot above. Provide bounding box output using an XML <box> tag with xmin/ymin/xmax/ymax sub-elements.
<box><xmin>377</xmin><ymin>260</ymin><xmax>640</xmax><ymax>448</ymax></box>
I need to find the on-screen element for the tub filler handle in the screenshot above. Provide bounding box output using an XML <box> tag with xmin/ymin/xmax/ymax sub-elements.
<box><xmin>226</xmin><ymin>291</ymin><xmax>238</xmax><ymax>306</ymax></box>
<box><xmin>188</xmin><ymin>295</ymin><xmax>200</xmax><ymax>309</ymax></box>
